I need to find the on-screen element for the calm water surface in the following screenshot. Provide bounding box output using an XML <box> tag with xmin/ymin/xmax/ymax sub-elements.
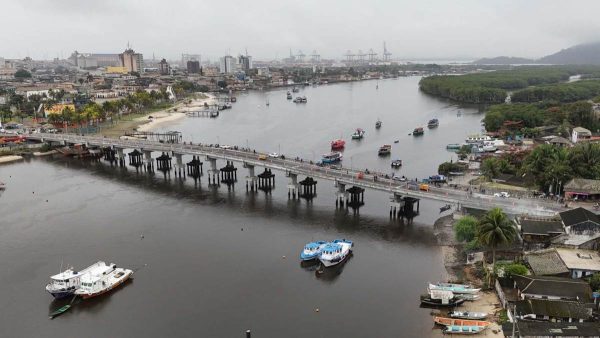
<box><xmin>0</xmin><ymin>77</ymin><xmax>484</xmax><ymax>337</ymax></box>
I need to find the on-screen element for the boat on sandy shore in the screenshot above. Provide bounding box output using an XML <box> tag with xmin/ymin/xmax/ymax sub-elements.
<box><xmin>75</xmin><ymin>264</ymin><xmax>133</xmax><ymax>299</ymax></box>
<box><xmin>46</xmin><ymin>261</ymin><xmax>113</xmax><ymax>299</ymax></box>
<box><xmin>444</xmin><ymin>325</ymin><xmax>486</xmax><ymax>335</ymax></box>
<box><xmin>434</xmin><ymin>316</ymin><xmax>491</xmax><ymax>328</ymax></box>
<box><xmin>449</xmin><ymin>311</ymin><xmax>488</xmax><ymax>320</ymax></box>
<box><xmin>300</xmin><ymin>241</ymin><xmax>327</xmax><ymax>261</ymax></box>
<box><xmin>429</xmin><ymin>282</ymin><xmax>480</xmax><ymax>294</ymax></box>
<box><xmin>420</xmin><ymin>293</ymin><xmax>465</xmax><ymax>307</ymax></box>
<box><xmin>319</xmin><ymin>239</ymin><xmax>353</xmax><ymax>267</ymax></box>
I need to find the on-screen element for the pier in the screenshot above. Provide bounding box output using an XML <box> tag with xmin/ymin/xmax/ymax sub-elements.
<box><xmin>26</xmin><ymin>133</ymin><xmax>562</xmax><ymax>217</ymax></box>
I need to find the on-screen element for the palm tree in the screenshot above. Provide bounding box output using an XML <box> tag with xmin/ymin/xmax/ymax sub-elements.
<box><xmin>476</xmin><ymin>208</ymin><xmax>517</xmax><ymax>280</ymax></box>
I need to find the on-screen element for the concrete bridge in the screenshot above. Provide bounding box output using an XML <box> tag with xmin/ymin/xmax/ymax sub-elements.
<box><xmin>26</xmin><ymin>133</ymin><xmax>563</xmax><ymax>217</ymax></box>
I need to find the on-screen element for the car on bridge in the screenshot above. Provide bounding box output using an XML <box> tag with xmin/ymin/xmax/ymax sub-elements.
<box><xmin>494</xmin><ymin>192</ymin><xmax>510</xmax><ymax>198</ymax></box>
<box><xmin>268</xmin><ymin>152</ymin><xmax>279</xmax><ymax>158</ymax></box>
<box><xmin>258</xmin><ymin>154</ymin><xmax>267</xmax><ymax>160</ymax></box>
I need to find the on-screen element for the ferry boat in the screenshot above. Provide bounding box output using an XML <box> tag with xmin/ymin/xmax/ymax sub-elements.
<box><xmin>375</xmin><ymin>119</ymin><xmax>382</xmax><ymax>129</ymax></box>
<box><xmin>45</xmin><ymin>261</ymin><xmax>113</xmax><ymax>299</ymax></box>
<box><xmin>378</xmin><ymin>144</ymin><xmax>391</xmax><ymax>156</ymax></box>
<box><xmin>330</xmin><ymin>139</ymin><xmax>345</xmax><ymax>150</ymax></box>
<box><xmin>412</xmin><ymin>127</ymin><xmax>424</xmax><ymax>136</ymax></box>
<box><xmin>321</xmin><ymin>152</ymin><xmax>343</xmax><ymax>164</ymax></box>
<box><xmin>465</xmin><ymin>134</ymin><xmax>492</xmax><ymax>143</ymax></box>
<box><xmin>300</xmin><ymin>241</ymin><xmax>327</xmax><ymax>261</ymax></box>
<box><xmin>427</xmin><ymin>118</ymin><xmax>439</xmax><ymax>128</ymax></box>
<box><xmin>446</xmin><ymin>143</ymin><xmax>461</xmax><ymax>150</ymax></box>
<box><xmin>286</xmin><ymin>92</ymin><xmax>292</xmax><ymax>100</ymax></box>
<box><xmin>319</xmin><ymin>239</ymin><xmax>353</xmax><ymax>267</ymax></box>
<box><xmin>351</xmin><ymin>128</ymin><xmax>365</xmax><ymax>139</ymax></box>
<box><xmin>429</xmin><ymin>282</ymin><xmax>480</xmax><ymax>294</ymax></box>
<box><xmin>391</xmin><ymin>159</ymin><xmax>402</xmax><ymax>168</ymax></box>
<box><xmin>75</xmin><ymin>264</ymin><xmax>133</xmax><ymax>299</ymax></box>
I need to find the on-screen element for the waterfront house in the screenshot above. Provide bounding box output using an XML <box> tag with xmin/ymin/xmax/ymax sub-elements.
<box><xmin>512</xmin><ymin>275</ymin><xmax>592</xmax><ymax>301</ymax></box>
<box><xmin>555</xmin><ymin>248</ymin><xmax>600</xmax><ymax>279</ymax></box>
<box><xmin>515</xmin><ymin>298</ymin><xmax>593</xmax><ymax>322</ymax></box>
<box><xmin>559</xmin><ymin>208</ymin><xmax>600</xmax><ymax>234</ymax></box>
<box><xmin>518</xmin><ymin>218</ymin><xmax>565</xmax><ymax>250</ymax></box>
<box><xmin>503</xmin><ymin>321</ymin><xmax>600</xmax><ymax>337</ymax></box>
<box><xmin>546</xmin><ymin>136</ymin><xmax>573</xmax><ymax>147</ymax></box>
<box><xmin>524</xmin><ymin>249</ymin><xmax>569</xmax><ymax>277</ymax></box>
<box><xmin>551</xmin><ymin>233</ymin><xmax>600</xmax><ymax>250</ymax></box>
<box><xmin>564</xmin><ymin>179</ymin><xmax>600</xmax><ymax>201</ymax></box>
<box><xmin>572</xmin><ymin>127</ymin><xmax>592</xmax><ymax>143</ymax></box>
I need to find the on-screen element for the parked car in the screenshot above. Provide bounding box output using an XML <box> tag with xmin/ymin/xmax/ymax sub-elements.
<box><xmin>419</xmin><ymin>183</ymin><xmax>430</xmax><ymax>192</ymax></box>
<box><xmin>268</xmin><ymin>152</ymin><xmax>279</xmax><ymax>158</ymax></box>
<box><xmin>258</xmin><ymin>154</ymin><xmax>267</xmax><ymax>160</ymax></box>
<box><xmin>494</xmin><ymin>192</ymin><xmax>510</xmax><ymax>198</ymax></box>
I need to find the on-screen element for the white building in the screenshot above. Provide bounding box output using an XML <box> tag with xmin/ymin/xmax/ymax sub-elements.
<box><xmin>572</xmin><ymin>127</ymin><xmax>592</xmax><ymax>143</ymax></box>
<box><xmin>219</xmin><ymin>55</ymin><xmax>234</xmax><ymax>74</ymax></box>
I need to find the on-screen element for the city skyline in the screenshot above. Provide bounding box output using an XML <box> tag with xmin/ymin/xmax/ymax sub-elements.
<box><xmin>2</xmin><ymin>0</ymin><xmax>600</xmax><ymax>61</ymax></box>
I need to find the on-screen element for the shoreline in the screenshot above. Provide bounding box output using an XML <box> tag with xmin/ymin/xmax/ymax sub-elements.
<box><xmin>0</xmin><ymin>155</ymin><xmax>24</xmax><ymax>164</ymax></box>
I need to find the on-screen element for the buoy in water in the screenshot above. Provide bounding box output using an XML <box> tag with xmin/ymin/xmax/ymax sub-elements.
<box><xmin>282</xmin><ymin>256</ymin><xmax>286</xmax><ymax>259</ymax></box>
<box><xmin>140</xmin><ymin>234</ymin><xmax>144</xmax><ymax>239</ymax></box>
<box><xmin>315</xmin><ymin>308</ymin><xmax>320</xmax><ymax>312</ymax></box>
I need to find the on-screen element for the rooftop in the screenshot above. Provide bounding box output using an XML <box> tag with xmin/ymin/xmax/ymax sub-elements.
<box><xmin>573</xmin><ymin>127</ymin><xmax>592</xmax><ymax>134</ymax></box>
<box><xmin>516</xmin><ymin>298</ymin><xmax>592</xmax><ymax>320</ymax></box>
<box><xmin>520</xmin><ymin>219</ymin><xmax>564</xmax><ymax>236</ymax></box>
<box><xmin>556</xmin><ymin>248</ymin><xmax>600</xmax><ymax>272</ymax></box>
<box><xmin>559</xmin><ymin>207</ymin><xmax>600</xmax><ymax>228</ymax></box>
<box><xmin>552</xmin><ymin>232</ymin><xmax>600</xmax><ymax>247</ymax></box>
<box><xmin>513</xmin><ymin>275</ymin><xmax>592</xmax><ymax>300</ymax></box>
<box><xmin>564</xmin><ymin>178</ymin><xmax>600</xmax><ymax>194</ymax></box>
<box><xmin>524</xmin><ymin>249</ymin><xmax>569</xmax><ymax>276</ymax></box>
<box><xmin>503</xmin><ymin>321</ymin><xmax>600</xmax><ymax>337</ymax></box>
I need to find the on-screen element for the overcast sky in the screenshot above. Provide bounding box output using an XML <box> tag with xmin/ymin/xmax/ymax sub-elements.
<box><xmin>2</xmin><ymin>0</ymin><xmax>599</xmax><ymax>62</ymax></box>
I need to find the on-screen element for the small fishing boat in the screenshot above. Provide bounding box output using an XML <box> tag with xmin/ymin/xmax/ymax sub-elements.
<box><xmin>393</xmin><ymin>140</ymin><xmax>399</xmax><ymax>143</ymax></box>
<box><xmin>292</xmin><ymin>87</ymin><xmax>299</xmax><ymax>93</ymax></box>
<box><xmin>449</xmin><ymin>311</ymin><xmax>488</xmax><ymax>320</ymax></box>
<box><xmin>420</xmin><ymin>294</ymin><xmax>465</xmax><ymax>307</ymax></box>
<box><xmin>434</xmin><ymin>316</ymin><xmax>491</xmax><ymax>328</ymax></box>
<box><xmin>0</xmin><ymin>181</ymin><xmax>5</xmax><ymax>190</ymax></box>
<box><xmin>446</xmin><ymin>143</ymin><xmax>461</xmax><ymax>150</ymax></box>
<box><xmin>378</xmin><ymin>144</ymin><xmax>391</xmax><ymax>156</ymax></box>
<box><xmin>375</xmin><ymin>119</ymin><xmax>382</xmax><ymax>129</ymax></box>
<box><xmin>300</xmin><ymin>241</ymin><xmax>327</xmax><ymax>261</ymax></box>
<box><xmin>319</xmin><ymin>239</ymin><xmax>353</xmax><ymax>267</ymax></box>
<box><xmin>429</xmin><ymin>282</ymin><xmax>480</xmax><ymax>294</ymax></box>
<box><xmin>440</xmin><ymin>204</ymin><xmax>452</xmax><ymax>213</ymax></box>
<box><xmin>331</xmin><ymin>139</ymin><xmax>345</xmax><ymax>150</ymax></box>
<box><xmin>286</xmin><ymin>92</ymin><xmax>292</xmax><ymax>100</ymax></box>
<box><xmin>301</xmin><ymin>96</ymin><xmax>307</xmax><ymax>102</ymax></box>
<box><xmin>412</xmin><ymin>127</ymin><xmax>424</xmax><ymax>136</ymax></box>
<box><xmin>266</xmin><ymin>99</ymin><xmax>270</xmax><ymax>106</ymax></box>
<box><xmin>427</xmin><ymin>118</ymin><xmax>439</xmax><ymax>128</ymax></box>
<box><xmin>444</xmin><ymin>325</ymin><xmax>486</xmax><ymax>335</ymax></box>
<box><xmin>391</xmin><ymin>159</ymin><xmax>402</xmax><ymax>168</ymax></box>
<box><xmin>75</xmin><ymin>265</ymin><xmax>133</xmax><ymax>299</ymax></box>
<box><xmin>46</xmin><ymin>261</ymin><xmax>113</xmax><ymax>299</ymax></box>
<box><xmin>49</xmin><ymin>304</ymin><xmax>72</xmax><ymax>319</ymax></box>
<box><xmin>320</xmin><ymin>152</ymin><xmax>343</xmax><ymax>164</ymax></box>
<box><xmin>351</xmin><ymin>128</ymin><xmax>365</xmax><ymax>140</ymax></box>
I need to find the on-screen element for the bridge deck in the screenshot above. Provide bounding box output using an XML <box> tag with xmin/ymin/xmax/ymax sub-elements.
<box><xmin>26</xmin><ymin>133</ymin><xmax>562</xmax><ymax>216</ymax></box>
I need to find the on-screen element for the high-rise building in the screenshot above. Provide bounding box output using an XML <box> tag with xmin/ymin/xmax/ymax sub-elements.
<box><xmin>158</xmin><ymin>59</ymin><xmax>170</xmax><ymax>75</ymax></box>
<box><xmin>181</xmin><ymin>54</ymin><xmax>200</xmax><ymax>68</ymax></box>
<box><xmin>187</xmin><ymin>60</ymin><xmax>200</xmax><ymax>74</ymax></box>
<box><xmin>219</xmin><ymin>55</ymin><xmax>234</xmax><ymax>74</ymax></box>
<box><xmin>119</xmin><ymin>48</ymin><xmax>144</xmax><ymax>73</ymax></box>
<box><xmin>238</xmin><ymin>55</ymin><xmax>252</xmax><ymax>72</ymax></box>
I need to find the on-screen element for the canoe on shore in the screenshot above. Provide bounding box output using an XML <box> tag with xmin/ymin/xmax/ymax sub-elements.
<box><xmin>434</xmin><ymin>316</ymin><xmax>491</xmax><ymax>328</ymax></box>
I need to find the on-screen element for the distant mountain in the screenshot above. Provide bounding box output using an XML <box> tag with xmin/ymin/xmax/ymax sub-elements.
<box><xmin>538</xmin><ymin>42</ymin><xmax>600</xmax><ymax>65</ymax></box>
<box><xmin>473</xmin><ymin>56</ymin><xmax>534</xmax><ymax>65</ymax></box>
<box><xmin>473</xmin><ymin>42</ymin><xmax>600</xmax><ymax>65</ymax></box>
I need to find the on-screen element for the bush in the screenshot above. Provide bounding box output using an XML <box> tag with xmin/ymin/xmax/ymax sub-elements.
<box><xmin>496</xmin><ymin>263</ymin><xmax>529</xmax><ymax>277</ymax></box>
<box><xmin>589</xmin><ymin>273</ymin><xmax>600</xmax><ymax>291</ymax></box>
<box><xmin>454</xmin><ymin>216</ymin><xmax>478</xmax><ymax>242</ymax></box>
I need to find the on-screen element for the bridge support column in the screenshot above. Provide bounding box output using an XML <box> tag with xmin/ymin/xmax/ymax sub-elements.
<box><xmin>220</xmin><ymin>161</ymin><xmax>237</xmax><ymax>186</ymax></box>
<box><xmin>174</xmin><ymin>153</ymin><xmax>184</xmax><ymax>178</ymax></box>
<box><xmin>143</xmin><ymin>150</ymin><xmax>153</xmax><ymax>172</ymax></box>
<box><xmin>206</xmin><ymin>156</ymin><xmax>218</xmax><ymax>186</ymax></box>
<box><xmin>299</xmin><ymin>177</ymin><xmax>317</xmax><ymax>200</ymax></box>
<box><xmin>346</xmin><ymin>186</ymin><xmax>365</xmax><ymax>214</ymax></box>
<box><xmin>257</xmin><ymin>169</ymin><xmax>275</xmax><ymax>193</ymax></box>
<box><xmin>244</xmin><ymin>163</ymin><xmax>257</xmax><ymax>192</ymax></box>
<box><xmin>115</xmin><ymin>147</ymin><xmax>125</xmax><ymax>167</ymax></box>
<box><xmin>334</xmin><ymin>181</ymin><xmax>348</xmax><ymax>208</ymax></box>
<box><xmin>389</xmin><ymin>193</ymin><xmax>405</xmax><ymax>219</ymax></box>
<box><xmin>186</xmin><ymin>156</ymin><xmax>203</xmax><ymax>182</ymax></box>
<box><xmin>287</xmin><ymin>173</ymin><xmax>298</xmax><ymax>199</ymax></box>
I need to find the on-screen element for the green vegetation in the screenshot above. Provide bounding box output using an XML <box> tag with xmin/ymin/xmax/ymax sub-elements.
<box><xmin>476</xmin><ymin>208</ymin><xmax>517</xmax><ymax>275</ymax></box>
<box><xmin>496</xmin><ymin>262</ymin><xmax>529</xmax><ymax>277</ymax></box>
<box><xmin>438</xmin><ymin>161</ymin><xmax>467</xmax><ymax>175</ymax></box>
<box><xmin>512</xmin><ymin>80</ymin><xmax>600</xmax><ymax>103</ymax></box>
<box><xmin>480</xmin><ymin>157</ymin><xmax>515</xmax><ymax>179</ymax></box>
<box><xmin>14</xmin><ymin>69</ymin><xmax>32</xmax><ymax>79</ymax></box>
<box><xmin>454</xmin><ymin>216</ymin><xmax>478</xmax><ymax>242</ymax></box>
<box><xmin>589</xmin><ymin>273</ymin><xmax>600</xmax><ymax>291</ymax></box>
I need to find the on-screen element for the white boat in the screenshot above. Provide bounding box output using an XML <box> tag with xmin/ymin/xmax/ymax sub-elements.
<box><xmin>465</xmin><ymin>135</ymin><xmax>492</xmax><ymax>143</ymax></box>
<box><xmin>75</xmin><ymin>263</ymin><xmax>133</xmax><ymax>299</ymax></box>
<box><xmin>429</xmin><ymin>282</ymin><xmax>480</xmax><ymax>294</ymax></box>
<box><xmin>45</xmin><ymin>261</ymin><xmax>113</xmax><ymax>299</ymax></box>
<box><xmin>449</xmin><ymin>311</ymin><xmax>488</xmax><ymax>320</ymax></box>
<box><xmin>319</xmin><ymin>239</ymin><xmax>353</xmax><ymax>267</ymax></box>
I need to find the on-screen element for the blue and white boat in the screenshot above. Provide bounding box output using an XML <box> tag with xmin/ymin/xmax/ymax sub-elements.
<box><xmin>429</xmin><ymin>282</ymin><xmax>480</xmax><ymax>295</ymax></box>
<box><xmin>45</xmin><ymin>261</ymin><xmax>113</xmax><ymax>299</ymax></box>
<box><xmin>320</xmin><ymin>152</ymin><xmax>342</xmax><ymax>164</ymax></box>
<box><xmin>444</xmin><ymin>325</ymin><xmax>485</xmax><ymax>334</ymax></box>
<box><xmin>319</xmin><ymin>239</ymin><xmax>353</xmax><ymax>267</ymax></box>
<box><xmin>300</xmin><ymin>241</ymin><xmax>327</xmax><ymax>261</ymax></box>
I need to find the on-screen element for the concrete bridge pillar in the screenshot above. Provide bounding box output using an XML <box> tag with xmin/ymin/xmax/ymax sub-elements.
<box><xmin>389</xmin><ymin>192</ymin><xmax>405</xmax><ymax>219</ymax></box>
<box><xmin>287</xmin><ymin>172</ymin><xmax>299</xmax><ymax>199</ymax></box>
<box><xmin>334</xmin><ymin>181</ymin><xmax>348</xmax><ymax>208</ymax></box>
<box><xmin>244</xmin><ymin>163</ymin><xmax>257</xmax><ymax>192</ymax></box>
<box><xmin>115</xmin><ymin>147</ymin><xmax>125</xmax><ymax>167</ymax></box>
<box><xmin>206</xmin><ymin>156</ymin><xmax>218</xmax><ymax>186</ymax></box>
<box><xmin>174</xmin><ymin>153</ymin><xmax>184</xmax><ymax>178</ymax></box>
<box><xmin>143</xmin><ymin>150</ymin><xmax>154</xmax><ymax>172</ymax></box>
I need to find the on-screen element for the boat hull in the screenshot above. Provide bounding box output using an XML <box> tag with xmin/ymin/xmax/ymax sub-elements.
<box><xmin>47</xmin><ymin>289</ymin><xmax>75</xmax><ymax>299</ymax></box>
<box><xmin>77</xmin><ymin>271</ymin><xmax>132</xmax><ymax>299</ymax></box>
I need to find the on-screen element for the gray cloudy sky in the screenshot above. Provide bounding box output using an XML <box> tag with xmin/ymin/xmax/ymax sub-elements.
<box><xmin>2</xmin><ymin>0</ymin><xmax>599</xmax><ymax>61</ymax></box>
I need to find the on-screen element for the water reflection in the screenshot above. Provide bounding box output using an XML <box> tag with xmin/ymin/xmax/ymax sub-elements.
<box><xmin>315</xmin><ymin>254</ymin><xmax>353</xmax><ymax>283</ymax></box>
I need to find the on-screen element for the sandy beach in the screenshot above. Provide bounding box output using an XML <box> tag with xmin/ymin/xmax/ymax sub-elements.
<box><xmin>0</xmin><ymin>155</ymin><xmax>24</xmax><ymax>164</ymax></box>
<box><xmin>135</xmin><ymin>93</ymin><xmax>217</xmax><ymax>133</ymax></box>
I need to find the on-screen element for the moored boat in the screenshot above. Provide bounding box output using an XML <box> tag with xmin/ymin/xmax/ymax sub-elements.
<box><xmin>49</xmin><ymin>304</ymin><xmax>72</xmax><ymax>319</ymax></box>
<box><xmin>75</xmin><ymin>265</ymin><xmax>133</xmax><ymax>299</ymax></box>
<box><xmin>300</xmin><ymin>241</ymin><xmax>327</xmax><ymax>261</ymax></box>
<box><xmin>319</xmin><ymin>239</ymin><xmax>353</xmax><ymax>267</ymax></box>
<box><xmin>456</xmin><ymin>293</ymin><xmax>480</xmax><ymax>301</ymax></box>
<box><xmin>412</xmin><ymin>127</ymin><xmax>424</xmax><ymax>136</ymax></box>
<box><xmin>0</xmin><ymin>181</ymin><xmax>5</xmax><ymax>190</ymax></box>
<box><xmin>320</xmin><ymin>152</ymin><xmax>343</xmax><ymax>164</ymax></box>
<box><xmin>391</xmin><ymin>159</ymin><xmax>402</xmax><ymax>168</ymax></box>
<box><xmin>331</xmin><ymin>139</ymin><xmax>345</xmax><ymax>150</ymax></box>
<box><xmin>446</xmin><ymin>143</ymin><xmax>461</xmax><ymax>150</ymax></box>
<box><xmin>429</xmin><ymin>282</ymin><xmax>480</xmax><ymax>294</ymax></box>
<box><xmin>444</xmin><ymin>325</ymin><xmax>486</xmax><ymax>335</ymax></box>
<box><xmin>434</xmin><ymin>316</ymin><xmax>491</xmax><ymax>328</ymax></box>
<box><xmin>45</xmin><ymin>261</ymin><xmax>113</xmax><ymax>299</ymax></box>
<box><xmin>292</xmin><ymin>87</ymin><xmax>299</xmax><ymax>93</ymax></box>
<box><xmin>465</xmin><ymin>134</ymin><xmax>492</xmax><ymax>143</ymax></box>
<box><xmin>449</xmin><ymin>311</ymin><xmax>488</xmax><ymax>320</ymax></box>
<box><xmin>427</xmin><ymin>118</ymin><xmax>439</xmax><ymax>128</ymax></box>
<box><xmin>375</xmin><ymin>119</ymin><xmax>382</xmax><ymax>129</ymax></box>
<box><xmin>420</xmin><ymin>294</ymin><xmax>465</xmax><ymax>307</ymax></box>
<box><xmin>378</xmin><ymin>144</ymin><xmax>391</xmax><ymax>156</ymax></box>
<box><xmin>351</xmin><ymin>128</ymin><xmax>365</xmax><ymax>139</ymax></box>
<box><xmin>286</xmin><ymin>92</ymin><xmax>292</xmax><ymax>99</ymax></box>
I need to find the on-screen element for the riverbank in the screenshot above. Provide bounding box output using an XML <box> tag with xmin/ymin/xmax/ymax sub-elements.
<box><xmin>0</xmin><ymin>155</ymin><xmax>23</xmax><ymax>164</ymax></box>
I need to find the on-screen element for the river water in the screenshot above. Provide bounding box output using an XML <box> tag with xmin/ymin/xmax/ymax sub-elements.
<box><xmin>0</xmin><ymin>77</ymin><xmax>485</xmax><ymax>337</ymax></box>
